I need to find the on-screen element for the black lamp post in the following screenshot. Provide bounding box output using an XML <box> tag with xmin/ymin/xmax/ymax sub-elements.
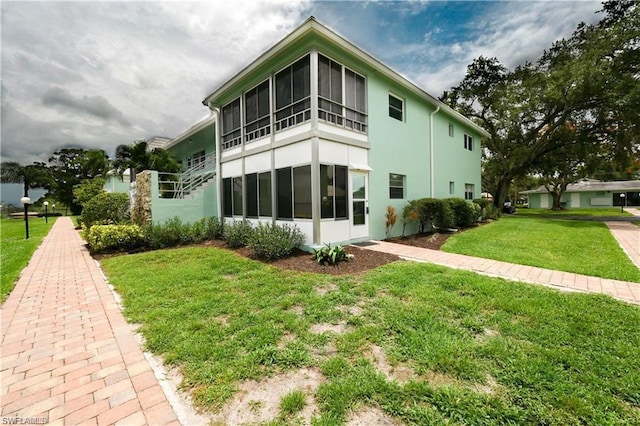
<box><xmin>43</xmin><ymin>201</ymin><xmax>49</xmax><ymax>223</ymax></box>
<box><xmin>21</xmin><ymin>196</ymin><xmax>31</xmax><ymax>239</ymax></box>
<box><xmin>620</xmin><ymin>193</ymin><xmax>626</xmax><ymax>213</ymax></box>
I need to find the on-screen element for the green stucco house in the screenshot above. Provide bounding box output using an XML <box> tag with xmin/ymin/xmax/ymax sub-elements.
<box><xmin>523</xmin><ymin>180</ymin><xmax>640</xmax><ymax>209</ymax></box>
<box><xmin>141</xmin><ymin>17</ymin><xmax>488</xmax><ymax>246</ymax></box>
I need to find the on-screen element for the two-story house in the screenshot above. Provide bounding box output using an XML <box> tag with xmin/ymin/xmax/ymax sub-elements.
<box><xmin>135</xmin><ymin>16</ymin><xmax>488</xmax><ymax>246</ymax></box>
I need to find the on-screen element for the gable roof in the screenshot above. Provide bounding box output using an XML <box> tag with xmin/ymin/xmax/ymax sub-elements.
<box><xmin>522</xmin><ymin>180</ymin><xmax>640</xmax><ymax>194</ymax></box>
<box><xmin>202</xmin><ymin>16</ymin><xmax>489</xmax><ymax>138</ymax></box>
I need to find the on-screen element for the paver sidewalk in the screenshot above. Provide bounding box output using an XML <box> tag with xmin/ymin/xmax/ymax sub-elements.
<box><xmin>1</xmin><ymin>217</ymin><xmax>179</xmax><ymax>425</ymax></box>
<box><xmin>361</xmin><ymin>241</ymin><xmax>640</xmax><ymax>305</ymax></box>
<box><xmin>606</xmin><ymin>221</ymin><xmax>640</xmax><ymax>269</ymax></box>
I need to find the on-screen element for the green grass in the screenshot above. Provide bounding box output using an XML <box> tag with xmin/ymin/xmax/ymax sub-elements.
<box><xmin>1</xmin><ymin>217</ymin><xmax>56</xmax><ymax>301</ymax></box>
<box><xmin>442</xmin><ymin>216</ymin><xmax>640</xmax><ymax>282</ymax></box>
<box><xmin>518</xmin><ymin>207</ymin><xmax>631</xmax><ymax>216</ymax></box>
<box><xmin>280</xmin><ymin>390</ymin><xmax>306</xmax><ymax>417</ymax></box>
<box><xmin>101</xmin><ymin>247</ymin><xmax>640</xmax><ymax>424</ymax></box>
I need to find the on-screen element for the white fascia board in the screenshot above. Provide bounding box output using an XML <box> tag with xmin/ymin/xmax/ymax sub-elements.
<box><xmin>201</xmin><ymin>17</ymin><xmax>489</xmax><ymax>139</ymax></box>
<box><xmin>164</xmin><ymin>113</ymin><xmax>216</xmax><ymax>150</ymax></box>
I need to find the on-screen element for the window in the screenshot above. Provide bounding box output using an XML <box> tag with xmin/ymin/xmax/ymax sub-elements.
<box><xmin>389</xmin><ymin>173</ymin><xmax>405</xmax><ymax>199</ymax></box>
<box><xmin>276</xmin><ymin>167</ymin><xmax>292</xmax><ymax>219</ymax></box>
<box><xmin>258</xmin><ymin>172</ymin><xmax>272</xmax><ymax>217</ymax></box>
<box><xmin>222</xmin><ymin>178</ymin><xmax>232</xmax><ymax>217</ymax></box>
<box><xmin>449</xmin><ymin>181</ymin><xmax>455</xmax><ymax>195</ymax></box>
<box><xmin>275</xmin><ymin>55</ymin><xmax>310</xmax><ymax>131</ymax></box>
<box><xmin>244</xmin><ymin>80</ymin><xmax>270</xmax><ymax>142</ymax></box>
<box><xmin>187</xmin><ymin>150</ymin><xmax>206</xmax><ymax>170</ymax></box>
<box><xmin>465</xmin><ymin>183</ymin><xmax>474</xmax><ymax>200</ymax></box>
<box><xmin>233</xmin><ymin>177</ymin><xmax>243</xmax><ymax>216</ymax></box>
<box><xmin>245</xmin><ymin>173</ymin><xmax>258</xmax><ymax>218</ymax></box>
<box><xmin>464</xmin><ymin>134</ymin><xmax>473</xmax><ymax>151</ymax></box>
<box><xmin>320</xmin><ymin>164</ymin><xmax>348</xmax><ymax>219</ymax></box>
<box><xmin>449</xmin><ymin>123</ymin><xmax>454</xmax><ymax>137</ymax></box>
<box><xmin>222</xmin><ymin>98</ymin><xmax>241</xmax><ymax>150</ymax></box>
<box><xmin>388</xmin><ymin>94</ymin><xmax>403</xmax><ymax>121</ymax></box>
<box><xmin>293</xmin><ymin>166</ymin><xmax>312</xmax><ymax>219</ymax></box>
<box><xmin>318</xmin><ymin>54</ymin><xmax>367</xmax><ymax>132</ymax></box>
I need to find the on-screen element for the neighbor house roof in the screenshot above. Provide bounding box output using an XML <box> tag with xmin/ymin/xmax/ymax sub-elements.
<box><xmin>146</xmin><ymin>136</ymin><xmax>172</xmax><ymax>150</ymax></box>
<box><xmin>521</xmin><ymin>180</ymin><xmax>640</xmax><ymax>194</ymax></box>
<box><xmin>201</xmin><ymin>16</ymin><xmax>490</xmax><ymax>139</ymax></box>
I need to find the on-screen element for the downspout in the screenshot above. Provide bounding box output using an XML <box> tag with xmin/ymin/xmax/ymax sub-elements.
<box><xmin>429</xmin><ymin>106</ymin><xmax>440</xmax><ymax>198</ymax></box>
<box><xmin>210</xmin><ymin>105</ymin><xmax>222</xmax><ymax>221</ymax></box>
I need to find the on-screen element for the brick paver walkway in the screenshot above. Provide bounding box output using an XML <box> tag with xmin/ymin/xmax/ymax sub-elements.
<box><xmin>606</xmin><ymin>221</ymin><xmax>640</xmax><ymax>269</ymax></box>
<box><xmin>1</xmin><ymin>218</ymin><xmax>179</xmax><ymax>425</ymax></box>
<box><xmin>361</xmin><ymin>241</ymin><xmax>640</xmax><ymax>305</ymax></box>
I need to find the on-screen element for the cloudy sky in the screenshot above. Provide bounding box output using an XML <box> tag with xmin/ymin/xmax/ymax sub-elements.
<box><xmin>1</xmin><ymin>0</ymin><xmax>604</xmax><ymax>165</ymax></box>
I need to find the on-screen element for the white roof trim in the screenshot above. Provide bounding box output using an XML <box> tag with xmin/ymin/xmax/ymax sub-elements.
<box><xmin>164</xmin><ymin>113</ymin><xmax>216</xmax><ymax>150</ymax></box>
<box><xmin>202</xmin><ymin>16</ymin><xmax>489</xmax><ymax>139</ymax></box>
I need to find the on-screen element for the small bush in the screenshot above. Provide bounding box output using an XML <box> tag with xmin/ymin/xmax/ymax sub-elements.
<box><xmin>81</xmin><ymin>192</ymin><xmax>130</xmax><ymax>229</ymax></box>
<box><xmin>385</xmin><ymin>205</ymin><xmax>397</xmax><ymax>238</ymax></box>
<box><xmin>248</xmin><ymin>222</ymin><xmax>304</xmax><ymax>260</ymax></box>
<box><xmin>85</xmin><ymin>224</ymin><xmax>144</xmax><ymax>253</ymax></box>
<box><xmin>223</xmin><ymin>220</ymin><xmax>254</xmax><ymax>248</ymax></box>
<box><xmin>473</xmin><ymin>199</ymin><xmax>501</xmax><ymax>221</ymax></box>
<box><xmin>279</xmin><ymin>390</ymin><xmax>306</xmax><ymax>417</ymax></box>
<box><xmin>410</xmin><ymin>198</ymin><xmax>454</xmax><ymax>231</ymax></box>
<box><xmin>313</xmin><ymin>244</ymin><xmax>350</xmax><ymax>265</ymax></box>
<box><xmin>445</xmin><ymin>197</ymin><xmax>477</xmax><ymax>228</ymax></box>
<box><xmin>203</xmin><ymin>216</ymin><xmax>224</xmax><ymax>240</ymax></box>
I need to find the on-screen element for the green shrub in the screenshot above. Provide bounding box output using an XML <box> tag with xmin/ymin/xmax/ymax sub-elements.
<box><xmin>445</xmin><ymin>197</ymin><xmax>478</xmax><ymax>228</ymax></box>
<box><xmin>473</xmin><ymin>199</ymin><xmax>501</xmax><ymax>221</ymax></box>
<box><xmin>401</xmin><ymin>203</ymin><xmax>418</xmax><ymax>236</ymax></box>
<box><xmin>248</xmin><ymin>222</ymin><xmax>304</xmax><ymax>260</ymax></box>
<box><xmin>223</xmin><ymin>220</ymin><xmax>254</xmax><ymax>248</ymax></box>
<box><xmin>85</xmin><ymin>224</ymin><xmax>144</xmax><ymax>253</ymax></box>
<box><xmin>410</xmin><ymin>198</ymin><xmax>454</xmax><ymax>231</ymax></box>
<box><xmin>81</xmin><ymin>192</ymin><xmax>130</xmax><ymax>229</ymax></box>
<box><xmin>203</xmin><ymin>216</ymin><xmax>224</xmax><ymax>240</ymax></box>
<box><xmin>313</xmin><ymin>244</ymin><xmax>350</xmax><ymax>265</ymax></box>
<box><xmin>73</xmin><ymin>177</ymin><xmax>106</xmax><ymax>207</ymax></box>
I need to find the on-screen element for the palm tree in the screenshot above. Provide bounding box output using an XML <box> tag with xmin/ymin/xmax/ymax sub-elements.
<box><xmin>0</xmin><ymin>162</ymin><xmax>51</xmax><ymax>198</ymax></box>
<box><xmin>113</xmin><ymin>140</ymin><xmax>180</xmax><ymax>182</ymax></box>
<box><xmin>82</xmin><ymin>149</ymin><xmax>111</xmax><ymax>178</ymax></box>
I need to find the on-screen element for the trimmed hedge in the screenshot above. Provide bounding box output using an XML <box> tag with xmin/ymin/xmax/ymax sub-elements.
<box><xmin>409</xmin><ymin>198</ymin><xmax>454</xmax><ymax>231</ymax></box>
<box><xmin>85</xmin><ymin>224</ymin><xmax>144</xmax><ymax>253</ymax></box>
<box><xmin>81</xmin><ymin>192</ymin><xmax>130</xmax><ymax>229</ymax></box>
<box><xmin>444</xmin><ymin>197</ymin><xmax>478</xmax><ymax>228</ymax></box>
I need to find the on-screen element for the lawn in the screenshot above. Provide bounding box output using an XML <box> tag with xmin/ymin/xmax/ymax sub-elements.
<box><xmin>517</xmin><ymin>207</ymin><xmax>631</xmax><ymax>216</ymax></box>
<box><xmin>101</xmin><ymin>247</ymin><xmax>640</xmax><ymax>424</ymax></box>
<box><xmin>1</xmin><ymin>217</ymin><xmax>55</xmax><ymax>301</ymax></box>
<box><xmin>442</xmin><ymin>216</ymin><xmax>640</xmax><ymax>282</ymax></box>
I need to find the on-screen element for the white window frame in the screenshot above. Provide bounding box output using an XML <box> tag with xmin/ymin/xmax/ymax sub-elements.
<box><xmin>465</xmin><ymin>183</ymin><xmax>474</xmax><ymax>200</ymax></box>
<box><xmin>388</xmin><ymin>93</ymin><xmax>404</xmax><ymax>121</ymax></box>
<box><xmin>389</xmin><ymin>173</ymin><xmax>405</xmax><ymax>199</ymax></box>
<box><xmin>464</xmin><ymin>134</ymin><xmax>473</xmax><ymax>151</ymax></box>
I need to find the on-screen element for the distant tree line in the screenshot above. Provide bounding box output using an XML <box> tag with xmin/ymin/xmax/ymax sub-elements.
<box><xmin>0</xmin><ymin>140</ymin><xmax>180</xmax><ymax>215</ymax></box>
<box><xmin>442</xmin><ymin>0</ymin><xmax>639</xmax><ymax>209</ymax></box>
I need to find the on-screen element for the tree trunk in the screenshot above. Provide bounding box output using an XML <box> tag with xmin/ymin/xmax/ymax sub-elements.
<box><xmin>551</xmin><ymin>191</ymin><xmax>563</xmax><ymax>210</ymax></box>
<box><xmin>492</xmin><ymin>174</ymin><xmax>512</xmax><ymax>209</ymax></box>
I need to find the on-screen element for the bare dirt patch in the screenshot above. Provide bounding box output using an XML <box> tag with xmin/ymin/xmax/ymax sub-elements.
<box><xmin>309</xmin><ymin>321</ymin><xmax>349</xmax><ymax>335</ymax></box>
<box><xmin>316</xmin><ymin>283</ymin><xmax>338</xmax><ymax>295</ymax></box>
<box><xmin>365</xmin><ymin>344</ymin><xmax>417</xmax><ymax>384</ymax></box>
<box><xmin>213</xmin><ymin>368</ymin><xmax>323</xmax><ymax>425</ymax></box>
<box><xmin>338</xmin><ymin>304</ymin><xmax>364</xmax><ymax>317</ymax></box>
<box><xmin>345</xmin><ymin>406</ymin><xmax>402</xmax><ymax>426</ymax></box>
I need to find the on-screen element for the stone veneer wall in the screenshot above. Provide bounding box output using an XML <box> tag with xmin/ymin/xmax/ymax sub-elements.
<box><xmin>131</xmin><ymin>170</ymin><xmax>152</xmax><ymax>225</ymax></box>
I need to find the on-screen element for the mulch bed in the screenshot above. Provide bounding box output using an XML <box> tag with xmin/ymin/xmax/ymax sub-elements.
<box><xmin>205</xmin><ymin>239</ymin><xmax>401</xmax><ymax>275</ymax></box>
<box><xmin>91</xmin><ymin>222</ymin><xmax>490</xmax><ymax>276</ymax></box>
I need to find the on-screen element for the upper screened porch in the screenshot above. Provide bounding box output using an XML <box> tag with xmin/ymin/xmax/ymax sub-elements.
<box><xmin>218</xmin><ymin>51</ymin><xmax>369</xmax><ymax>156</ymax></box>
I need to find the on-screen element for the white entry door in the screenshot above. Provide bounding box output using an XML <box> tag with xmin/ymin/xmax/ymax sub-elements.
<box><xmin>350</xmin><ymin>172</ymin><xmax>369</xmax><ymax>240</ymax></box>
<box><xmin>571</xmin><ymin>193</ymin><xmax>580</xmax><ymax>208</ymax></box>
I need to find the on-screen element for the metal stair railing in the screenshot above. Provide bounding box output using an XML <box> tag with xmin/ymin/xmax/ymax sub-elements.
<box><xmin>158</xmin><ymin>152</ymin><xmax>216</xmax><ymax>199</ymax></box>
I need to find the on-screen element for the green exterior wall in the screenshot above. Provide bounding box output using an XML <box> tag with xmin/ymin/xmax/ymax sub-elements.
<box><xmin>148</xmin><ymin>171</ymin><xmax>217</xmax><ymax>224</ymax></box>
<box><xmin>527</xmin><ymin>191</ymin><xmax>631</xmax><ymax>208</ymax></box>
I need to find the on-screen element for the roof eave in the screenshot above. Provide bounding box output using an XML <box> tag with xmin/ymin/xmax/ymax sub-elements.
<box><xmin>201</xmin><ymin>16</ymin><xmax>489</xmax><ymax>138</ymax></box>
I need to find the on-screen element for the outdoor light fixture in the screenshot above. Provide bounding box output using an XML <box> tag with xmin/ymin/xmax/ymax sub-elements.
<box><xmin>620</xmin><ymin>193</ymin><xmax>626</xmax><ymax>213</ymax></box>
<box><xmin>20</xmin><ymin>196</ymin><xmax>31</xmax><ymax>239</ymax></box>
<box><xmin>43</xmin><ymin>201</ymin><xmax>49</xmax><ymax>223</ymax></box>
